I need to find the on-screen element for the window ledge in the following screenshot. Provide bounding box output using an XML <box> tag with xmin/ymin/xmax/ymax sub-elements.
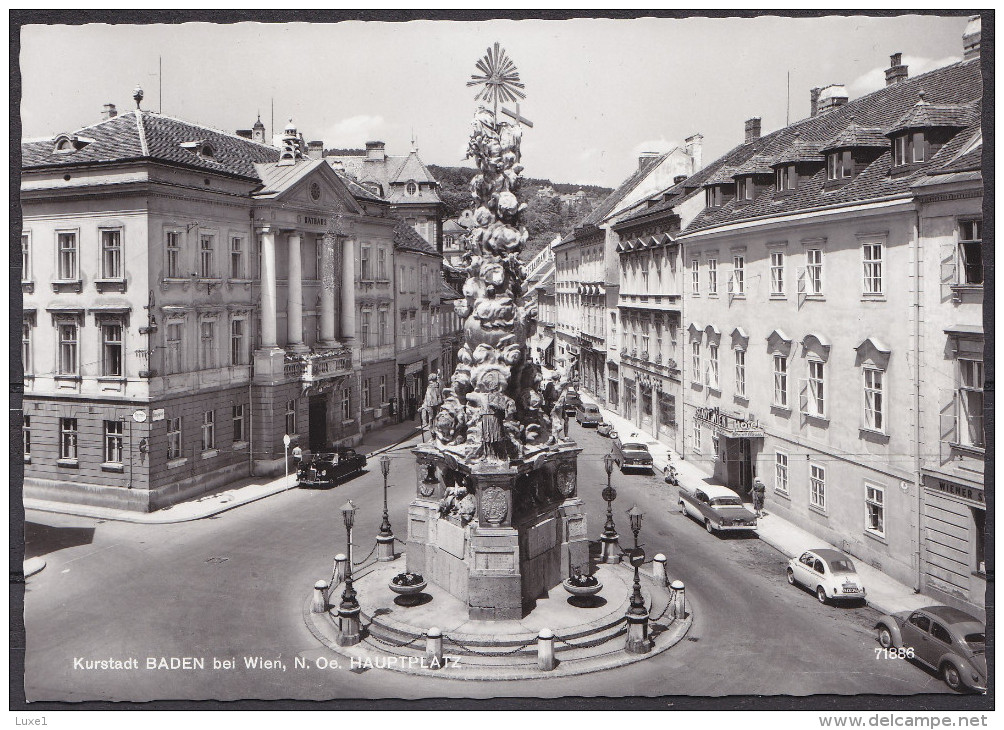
<box><xmin>803</xmin><ymin>294</ymin><xmax>825</xmax><ymax>301</ymax></box>
<box><xmin>233</xmin><ymin>441</ymin><xmax>248</xmax><ymax>451</ymax></box>
<box><xmin>54</xmin><ymin>374</ymin><xmax>83</xmax><ymax>382</ymax></box>
<box><xmin>201</xmin><ymin>449</ymin><xmax>219</xmax><ymax>460</ymax></box>
<box><xmin>95</xmin><ymin>279</ymin><xmax>127</xmax><ymax>293</ymax></box>
<box><xmin>771</xmin><ymin>404</ymin><xmax>791</xmax><ymax>416</ymax></box>
<box><xmin>162</xmin><ymin>277</ymin><xmax>191</xmax><ymax>285</ymax></box>
<box><xmin>951</xmin><ymin>284</ymin><xmax>983</xmax><ymax>293</ymax></box>
<box><xmin>97</xmin><ymin>376</ymin><xmax>127</xmax><ymax>383</ymax></box>
<box><xmin>101</xmin><ymin>463</ymin><xmax>125</xmax><ymax>473</ymax></box>
<box><xmin>949</xmin><ymin>441</ymin><xmax>985</xmax><ymax>457</ymax></box>
<box><xmin>804</xmin><ymin>412</ymin><xmax>830</xmax><ymax>426</ymax></box>
<box><xmin>690</xmin><ymin>381</ymin><xmax>703</xmax><ymax>389</ymax></box>
<box><xmin>21</xmin><ymin>281</ymin><xmax>34</xmax><ymax>293</ymax></box>
<box><xmin>773</xmin><ymin>489</ymin><xmax>790</xmax><ymax>501</ymax></box>
<box><xmin>860</xmin><ymin>295</ymin><xmax>887</xmax><ymax>302</ymax></box>
<box><xmin>229</xmin><ymin>278</ymin><xmax>253</xmax><ymax>284</ymax></box>
<box><xmin>57</xmin><ymin>458</ymin><xmax>79</xmax><ymax>468</ymax></box>
<box><xmin>341</xmin><ymin>419</ymin><xmax>356</xmax><ymax>426</ymax></box>
<box><xmin>167</xmin><ymin>457</ymin><xmax>188</xmax><ymax>469</ymax></box>
<box><xmin>52</xmin><ymin>280</ymin><xmax>83</xmax><ymax>293</ymax></box>
<box><xmin>808</xmin><ymin>504</ymin><xmax>827</xmax><ymax>517</ymax></box>
<box><xmin>770</xmin><ymin>293</ymin><xmax>787</xmax><ymax>300</ymax></box>
<box><xmin>859</xmin><ymin>427</ymin><xmax>890</xmax><ymax>443</ymax></box>
<box><xmin>734</xmin><ymin>395</ymin><xmax>749</xmax><ymax>405</ymax></box>
<box><xmin>863</xmin><ymin>529</ymin><xmax>888</xmax><ymax>545</ymax></box>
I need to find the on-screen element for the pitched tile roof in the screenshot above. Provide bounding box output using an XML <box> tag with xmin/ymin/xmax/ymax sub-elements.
<box><xmin>887</xmin><ymin>94</ymin><xmax>977</xmax><ymax>135</ymax></box>
<box><xmin>324</xmin><ymin>149</ymin><xmax>443</xmax><ymax>206</ymax></box>
<box><xmin>820</xmin><ymin>120</ymin><xmax>890</xmax><ymax>152</ymax></box>
<box><xmin>393</xmin><ymin>219</ymin><xmax>440</xmax><ymax>257</ymax></box>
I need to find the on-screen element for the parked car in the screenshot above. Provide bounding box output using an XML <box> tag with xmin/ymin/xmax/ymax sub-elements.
<box><xmin>786</xmin><ymin>548</ymin><xmax>866</xmax><ymax>604</ymax></box>
<box><xmin>612</xmin><ymin>438</ymin><xmax>654</xmax><ymax>473</ymax></box>
<box><xmin>563</xmin><ymin>390</ymin><xmax>583</xmax><ymax>417</ymax></box>
<box><xmin>575</xmin><ymin>403</ymin><xmax>603</xmax><ymax>427</ymax></box>
<box><xmin>296</xmin><ymin>447</ymin><xmax>367</xmax><ymax>488</ymax></box>
<box><xmin>875</xmin><ymin>606</ymin><xmax>986</xmax><ymax>693</ymax></box>
<box><xmin>597</xmin><ymin>422</ymin><xmax>618</xmax><ymax>439</ymax></box>
<box><xmin>678</xmin><ymin>483</ymin><xmax>757</xmax><ymax>534</ymax></box>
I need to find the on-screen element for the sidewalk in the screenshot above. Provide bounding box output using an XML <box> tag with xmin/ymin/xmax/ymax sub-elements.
<box><xmin>22</xmin><ymin>421</ymin><xmax>424</xmax><ymax>525</ymax></box>
<box><xmin>585</xmin><ymin>395</ymin><xmax>930</xmax><ymax>617</ymax></box>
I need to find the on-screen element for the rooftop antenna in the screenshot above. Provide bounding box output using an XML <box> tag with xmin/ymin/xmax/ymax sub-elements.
<box><xmin>270</xmin><ymin>98</ymin><xmax>274</xmax><ymax>141</ymax></box>
<box><xmin>786</xmin><ymin>70</ymin><xmax>791</xmax><ymax>126</ymax></box>
<box><xmin>159</xmin><ymin>56</ymin><xmax>162</xmax><ymax>113</ymax></box>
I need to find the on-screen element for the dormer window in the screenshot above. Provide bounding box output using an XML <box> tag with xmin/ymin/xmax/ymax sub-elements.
<box><xmin>53</xmin><ymin>134</ymin><xmax>91</xmax><ymax>153</ymax></box>
<box><xmin>892</xmin><ymin>132</ymin><xmax>926</xmax><ymax>166</ymax></box>
<box><xmin>737</xmin><ymin>177</ymin><xmax>755</xmax><ymax>202</ymax></box>
<box><xmin>406</xmin><ymin>181</ymin><xmax>418</xmax><ymax>196</ymax></box>
<box><xmin>776</xmin><ymin>165</ymin><xmax>797</xmax><ymax>192</ymax></box>
<box><xmin>705</xmin><ymin>186</ymin><xmax>724</xmax><ymax>208</ymax></box>
<box><xmin>181</xmin><ymin>140</ymin><xmax>216</xmax><ymax>160</ymax></box>
<box><xmin>826</xmin><ymin>150</ymin><xmax>854</xmax><ymax>180</ymax></box>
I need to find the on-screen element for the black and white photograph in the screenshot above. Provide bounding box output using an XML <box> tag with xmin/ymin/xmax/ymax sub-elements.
<box><xmin>11</xmin><ymin>10</ymin><xmax>991</xmax><ymax>718</ymax></box>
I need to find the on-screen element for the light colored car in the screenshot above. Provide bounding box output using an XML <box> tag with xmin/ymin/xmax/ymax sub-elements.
<box><xmin>575</xmin><ymin>403</ymin><xmax>603</xmax><ymax>427</ymax></box>
<box><xmin>786</xmin><ymin>548</ymin><xmax>866</xmax><ymax>604</ymax></box>
<box><xmin>678</xmin><ymin>483</ymin><xmax>757</xmax><ymax>534</ymax></box>
<box><xmin>874</xmin><ymin>605</ymin><xmax>986</xmax><ymax>693</ymax></box>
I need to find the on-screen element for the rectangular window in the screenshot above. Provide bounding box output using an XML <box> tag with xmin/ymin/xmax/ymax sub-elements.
<box><xmin>770</xmin><ymin>251</ymin><xmax>785</xmax><ymax>294</ymax></box>
<box><xmin>691</xmin><ymin>342</ymin><xmax>701</xmax><ymax>383</ymax></box>
<box><xmin>959</xmin><ymin>220</ymin><xmax>983</xmax><ymax>285</ymax></box>
<box><xmin>58</xmin><ymin>231</ymin><xmax>78</xmax><ymax>280</ymax></box>
<box><xmin>641</xmin><ymin>322</ymin><xmax>650</xmax><ymax>359</ymax></box>
<box><xmin>58</xmin><ymin>322</ymin><xmax>78</xmax><ymax>375</ymax></box>
<box><xmin>691</xmin><ymin>260</ymin><xmax>700</xmax><ymax>294</ymax></box>
<box><xmin>101</xmin><ymin>323</ymin><xmax>124</xmax><ymax>377</ymax></box>
<box><xmin>827</xmin><ymin>151</ymin><xmax>854</xmax><ymax>180</ymax></box>
<box><xmin>732</xmin><ymin>255</ymin><xmax>745</xmax><ymax>295</ymax></box>
<box><xmin>774</xmin><ymin>451</ymin><xmax>789</xmax><ymax>495</ymax></box>
<box><xmin>23</xmin><ymin>415</ymin><xmax>31</xmax><ymax>459</ymax></box>
<box><xmin>399</xmin><ymin>265</ymin><xmax>406</xmax><ymax>293</ymax></box>
<box><xmin>360</xmin><ymin>245</ymin><xmax>371</xmax><ymax>281</ymax></box>
<box><xmin>808</xmin><ymin>359</ymin><xmax>825</xmax><ymax>417</ymax></box>
<box><xmin>101</xmin><ymin>229</ymin><xmax>122</xmax><ymax>279</ymax></box>
<box><xmin>378</xmin><ymin>310</ymin><xmax>388</xmax><ymax>344</ymax></box>
<box><xmin>21</xmin><ymin>232</ymin><xmax>31</xmax><ymax>282</ymax></box>
<box><xmin>22</xmin><ymin>319</ymin><xmax>32</xmax><ymax>375</ymax></box>
<box><xmin>959</xmin><ymin>359</ymin><xmax>984</xmax><ymax>448</ymax></box>
<box><xmin>707</xmin><ymin>343</ymin><xmax>719</xmax><ymax>389</ymax></box>
<box><xmin>806</xmin><ymin>249</ymin><xmax>823</xmax><ymax>295</ymax></box>
<box><xmin>361</xmin><ymin>311</ymin><xmax>371</xmax><ymax>347</ymax></box>
<box><xmin>865</xmin><ymin>484</ymin><xmax>885</xmax><ymax>537</ymax></box>
<box><xmin>201</xmin><ymin>410</ymin><xmax>215</xmax><ymax>452</ymax></box>
<box><xmin>707</xmin><ymin>258</ymin><xmax>718</xmax><ymax>294</ymax></box>
<box><xmin>862</xmin><ymin>241</ymin><xmax>883</xmax><ymax>295</ymax></box>
<box><xmin>166</xmin><ymin>231</ymin><xmax>182</xmax><ymax>278</ymax></box>
<box><xmin>863</xmin><ymin>368</ymin><xmax>884</xmax><ymax>432</ymax></box>
<box><xmin>200</xmin><ymin>320</ymin><xmax>216</xmax><ymax>369</ymax></box>
<box><xmin>230</xmin><ymin>236</ymin><xmax>244</xmax><ymax>279</ymax></box>
<box><xmin>692</xmin><ymin>420</ymin><xmax>702</xmax><ymax>452</ymax></box>
<box><xmin>165</xmin><ymin>322</ymin><xmax>183</xmax><ymax>374</ymax></box>
<box><xmin>893</xmin><ymin>135</ymin><xmax>908</xmax><ymax>166</ymax></box>
<box><xmin>737</xmin><ymin>177</ymin><xmax>753</xmax><ymax>201</ymax></box>
<box><xmin>809</xmin><ymin>464</ymin><xmax>826</xmax><ymax>511</ymax></box>
<box><xmin>362</xmin><ymin>378</ymin><xmax>372</xmax><ymax>409</ymax></box>
<box><xmin>232</xmin><ymin>404</ymin><xmax>245</xmax><ymax>443</ymax></box>
<box><xmin>735</xmin><ymin>349</ymin><xmax>746</xmax><ymax>397</ymax></box>
<box><xmin>285</xmin><ymin>399</ymin><xmax>296</xmax><ymax>435</ymax></box>
<box><xmin>104</xmin><ymin>420</ymin><xmax>124</xmax><ymax>465</ymax></box>
<box><xmin>230</xmin><ymin>319</ymin><xmax>245</xmax><ymax>366</ymax></box>
<box><xmin>377</xmin><ymin>247</ymin><xmax>387</xmax><ymax>279</ymax></box>
<box><xmin>167</xmin><ymin>417</ymin><xmax>182</xmax><ymax>459</ymax></box>
<box><xmin>776</xmin><ymin>165</ymin><xmax>797</xmax><ymax>191</ymax></box>
<box><xmin>341</xmin><ymin>388</ymin><xmax>351</xmax><ymax>421</ymax></box>
<box><xmin>773</xmin><ymin>354</ymin><xmax>788</xmax><ymax>408</ymax></box>
<box><xmin>199</xmin><ymin>234</ymin><xmax>214</xmax><ymax>278</ymax></box>
<box><xmin>912</xmin><ymin>131</ymin><xmax>926</xmax><ymax>163</ymax></box>
<box><xmin>60</xmin><ymin>418</ymin><xmax>78</xmax><ymax>461</ymax></box>
<box><xmin>380</xmin><ymin>375</ymin><xmax>387</xmax><ymax>404</ymax></box>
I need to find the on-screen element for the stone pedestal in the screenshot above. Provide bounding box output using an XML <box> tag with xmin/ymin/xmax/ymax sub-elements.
<box><xmin>599</xmin><ymin>533</ymin><xmax>622</xmax><ymax>564</ymax></box>
<box><xmin>625</xmin><ymin>611</ymin><xmax>651</xmax><ymax>654</ymax></box>
<box><xmin>336</xmin><ymin>604</ymin><xmax>361</xmax><ymax>646</ymax></box>
<box><xmin>376</xmin><ymin>534</ymin><xmax>395</xmax><ymax>562</ymax></box>
<box><xmin>407</xmin><ymin>444</ymin><xmax>588</xmax><ymax>620</ymax></box>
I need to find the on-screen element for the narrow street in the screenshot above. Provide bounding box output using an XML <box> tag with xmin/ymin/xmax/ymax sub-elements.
<box><xmin>22</xmin><ymin>423</ymin><xmax>948</xmax><ymax>701</ymax></box>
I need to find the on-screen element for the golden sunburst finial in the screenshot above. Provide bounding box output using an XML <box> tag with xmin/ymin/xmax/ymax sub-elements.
<box><xmin>466</xmin><ymin>42</ymin><xmax>525</xmax><ymax>114</ymax></box>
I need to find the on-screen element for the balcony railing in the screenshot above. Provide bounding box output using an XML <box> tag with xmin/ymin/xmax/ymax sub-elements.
<box><xmin>284</xmin><ymin>348</ymin><xmax>354</xmax><ymax>383</ymax></box>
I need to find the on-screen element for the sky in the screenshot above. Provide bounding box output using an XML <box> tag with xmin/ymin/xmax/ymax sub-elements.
<box><xmin>19</xmin><ymin>15</ymin><xmax>972</xmax><ymax>188</ymax></box>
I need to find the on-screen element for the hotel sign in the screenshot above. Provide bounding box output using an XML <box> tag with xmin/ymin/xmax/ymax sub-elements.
<box><xmin>694</xmin><ymin>406</ymin><xmax>764</xmax><ymax>438</ymax></box>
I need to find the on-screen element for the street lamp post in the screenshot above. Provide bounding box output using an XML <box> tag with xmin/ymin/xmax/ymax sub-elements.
<box><xmin>625</xmin><ymin>504</ymin><xmax>650</xmax><ymax>654</ymax></box>
<box><xmin>376</xmin><ymin>455</ymin><xmax>395</xmax><ymax>561</ymax></box>
<box><xmin>599</xmin><ymin>453</ymin><xmax>621</xmax><ymax>564</ymax></box>
<box><xmin>336</xmin><ymin>500</ymin><xmax>361</xmax><ymax>646</ymax></box>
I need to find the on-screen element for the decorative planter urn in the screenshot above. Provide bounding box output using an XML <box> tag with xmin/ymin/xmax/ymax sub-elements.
<box><xmin>390</xmin><ymin>573</ymin><xmax>428</xmax><ymax>606</ymax></box>
<box><xmin>562</xmin><ymin>577</ymin><xmax>603</xmax><ymax>598</ymax></box>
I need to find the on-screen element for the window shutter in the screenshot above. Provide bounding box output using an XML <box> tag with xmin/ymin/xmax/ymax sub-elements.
<box><xmin>727</xmin><ymin>273</ymin><xmax>734</xmax><ymax>304</ymax></box>
<box><xmin>796</xmin><ymin>266</ymin><xmax>806</xmax><ymax>309</ymax></box>
<box><xmin>798</xmin><ymin>377</ymin><xmax>809</xmax><ymax>414</ymax></box>
<box><xmin>939</xmin><ymin>388</ymin><xmax>957</xmax><ymax>463</ymax></box>
<box><xmin>940</xmin><ymin>242</ymin><xmax>958</xmax><ymax>302</ymax></box>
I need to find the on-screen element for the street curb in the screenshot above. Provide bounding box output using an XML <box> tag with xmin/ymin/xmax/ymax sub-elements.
<box><xmin>23</xmin><ymin>557</ymin><xmax>46</xmax><ymax>578</ymax></box>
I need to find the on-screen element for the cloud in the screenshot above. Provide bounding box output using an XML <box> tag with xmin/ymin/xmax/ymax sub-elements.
<box><xmin>848</xmin><ymin>55</ymin><xmax>962</xmax><ymax>97</ymax></box>
<box><xmin>324</xmin><ymin>114</ymin><xmax>387</xmax><ymax>147</ymax></box>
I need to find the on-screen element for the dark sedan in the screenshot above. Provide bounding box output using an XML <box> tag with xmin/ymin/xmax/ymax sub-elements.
<box><xmin>875</xmin><ymin>605</ymin><xmax>986</xmax><ymax>692</ymax></box>
<box><xmin>296</xmin><ymin>447</ymin><xmax>367</xmax><ymax>488</ymax></box>
<box><xmin>612</xmin><ymin>438</ymin><xmax>654</xmax><ymax>473</ymax></box>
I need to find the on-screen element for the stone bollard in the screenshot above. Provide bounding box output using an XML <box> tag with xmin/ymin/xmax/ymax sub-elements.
<box><xmin>426</xmin><ymin>627</ymin><xmax>443</xmax><ymax>668</ymax></box>
<box><xmin>333</xmin><ymin>554</ymin><xmax>348</xmax><ymax>585</ymax></box>
<box><xmin>625</xmin><ymin>612</ymin><xmax>651</xmax><ymax>654</ymax></box>
<box><xmin>336</xmin><ymin>602</ymin><xmax>361</xmax><ymax>647</ymax></box>
<box><xmin>312</xmin><ymin>580</ymin><xmax>330</xmax><ymax>613</ymax></box>
<box><xmin>537</xmin><ymin>628</ymin><xmax>556</xmax><ymax>671</ymax></box>
<box><xmin>653</xmin><ymin>554</ymin><xmax>668</xmax><ymax>587</ymax></box>
<box><xmin>376</xmin><ymin>534</ymin><xmax>395</xmax><ymax>562</ymax></box>
<box><xmin>671</xmin><ymin>580</ymin><xmax>686</xmax><ymax>618</ymax></box>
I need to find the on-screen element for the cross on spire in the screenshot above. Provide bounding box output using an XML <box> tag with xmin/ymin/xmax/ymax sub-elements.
<box><xmin>501</xmin><ymin>102</ymin><xmax>534</xmax><ymax>128</ymax></box>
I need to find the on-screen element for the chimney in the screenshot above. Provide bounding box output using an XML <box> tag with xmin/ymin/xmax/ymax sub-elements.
<box><xmin>235</xmin><ymin>129</ymin><xmax>253</xmax><ymax>139</ymax></box>
<box><xmin>744</xmin><ymin>117</ymin><xmax>762</xmax><ymax>144</ymax></box>
<box><xmin>365</xmin><ymin>141</ymin><xmax>386</xmax><ymax>161</ymax></box>
<box><xmin>307</xmin><ymin>140</ymin><xmax>324</xmax><ymax>160</ymax></box>
<box><xmin>816</xmin><ymin>84</ymin><xmax>848</xmax><ymax>114</ymax></box>
<box><xmin>638</xmin><ymin>151</ymin><xmax>660</xmax><ymax>170</ymax></box>
<box><xmin>674</xmin><ymin>174</ymin><xmax>688</xmax><ymax>185</ymax></box>
<box><xmin>102</xmin><ymin>103</ymin><xmax>117</xmax><ymax>120</ymax></box>
<box><xmin>810</xmin><ymin>87</ymin><xmax>822</xmax><ymax>117</ymax></box>
<box><xmin>963</xmin><ymin>15</ymin><xmax>981</xmax><ymax>60</ymax></box>
<box><xmin>885</xmin><ymin>53</ymin><xmax>909</xmax><ymax>85</ymax></box>
<box><xmin>685</xmin><ymin>133</ymin><xmax>703</xmax><ymax>174</ymax></box>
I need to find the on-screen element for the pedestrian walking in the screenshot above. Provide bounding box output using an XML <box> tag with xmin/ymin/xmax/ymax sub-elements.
<box><xmin>752</xmin><ymin>477</ymin><xmax>766</xmax><ymax>517</ymax></box>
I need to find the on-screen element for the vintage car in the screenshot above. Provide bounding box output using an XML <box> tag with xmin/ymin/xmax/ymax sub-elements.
<box><xmin>786</xmin><ymin>548</ymin><xmax>866</xmax><ymax>604</ymax></box>
<box><xmin>575</xmin><ymin>403</ymin><xmax>604</xmax><ymax>427</ymax></box>
<box><xmin>875</xmin><ymin>605</ymin><xmax>986</xmax><ymax>693</ymax></box>
<box><xmin>563</xmin><ymin>390</ymin><xmax>583</xmax><ymax>417</ymax></box>
<box><xmin>296</xmin><ymin>447</ymin><xmax>367</xmax><ymax>488</ymax></box>
<box><xmin>612</xmin><ymin>438</ymin><xmax>654</xmax><ymax>473</ymax></box>
<box><xmin>678</xmin><ymin>483</ymin><xmax>757</xmax><ymax>534</ymax></box>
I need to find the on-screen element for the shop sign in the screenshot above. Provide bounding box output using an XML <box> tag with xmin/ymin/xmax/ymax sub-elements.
<box><xmin>931</xmin><ymin>479</ymin><xmax>985</xmax><ymax>508</ymax></box>
<box><xmin>694</xmin><ymin>406</ymin><xmax>764</xmax><ymax>438</ymax></box>
<box><xmin>303</xmin><ymin>216</ymin><xmax>327</xmax><ymax>227</ymax></box>
<box><xmin>404</xmin><ymin>361</ymin><xmax>424</xmax><ymax>376</ymax></box>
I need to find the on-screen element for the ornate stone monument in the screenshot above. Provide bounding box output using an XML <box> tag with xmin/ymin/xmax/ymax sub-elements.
<box><xmin>408</xmin><ymin>44</ymin><xmax>588</xmax><ymax>619</ymax></box>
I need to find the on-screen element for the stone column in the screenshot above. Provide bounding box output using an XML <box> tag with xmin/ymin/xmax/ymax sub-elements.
<box><xmin>286</xmin><ymin>231</ymin><xmax>307</xmax><ymax>353</ymax></box>
<box><xmin>318</xmin><ymin>234</ymin><xmax>337</xmax><ymax>347</ymax></box>
<box><xmin>340</xmin><ymin>237</ymin><xmax>355</xmax><ymax>341</ymax></box>
<box><xmin>260</xmin><ymin>228</ymin><xmax>278</xmax><ymax>348</ymax></box>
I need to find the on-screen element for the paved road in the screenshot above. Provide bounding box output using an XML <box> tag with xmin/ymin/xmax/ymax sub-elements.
<box><xmin>21</xmin><ymin>423</ymin><xmax>950</xmax><ymax>702</ymax></box>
